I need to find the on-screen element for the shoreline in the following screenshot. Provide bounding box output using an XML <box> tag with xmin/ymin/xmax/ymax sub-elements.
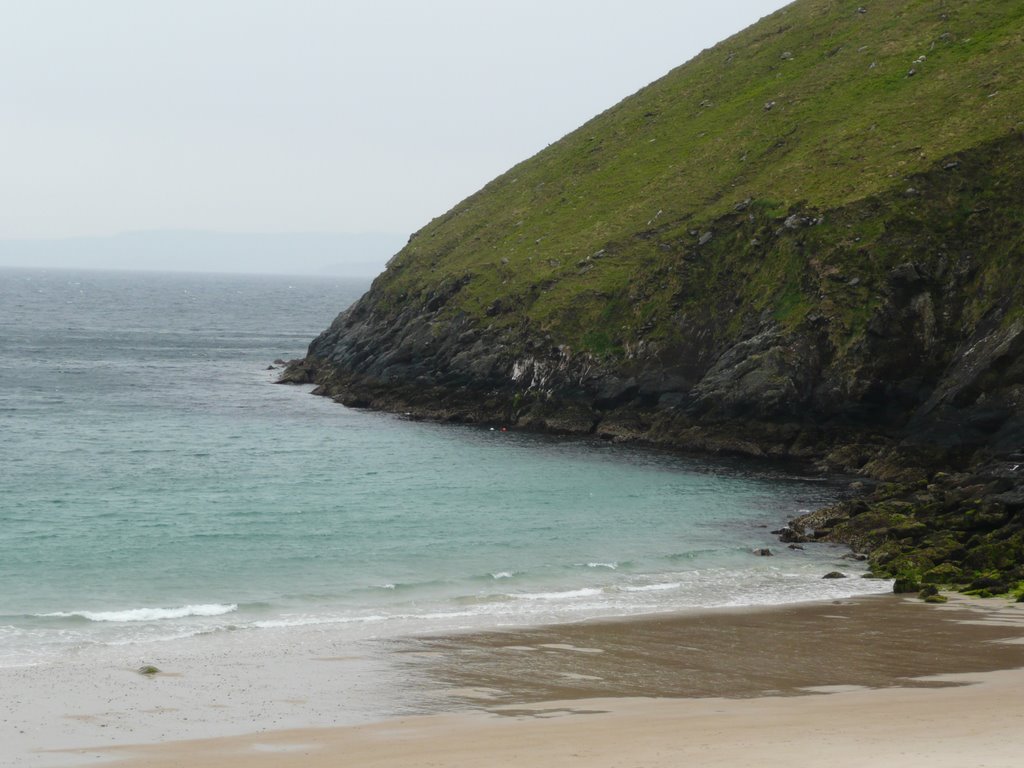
<box><xmin>24</xmin><ymin>593</ymin><xmax>1024</xmax><ymax>768</ymax></box>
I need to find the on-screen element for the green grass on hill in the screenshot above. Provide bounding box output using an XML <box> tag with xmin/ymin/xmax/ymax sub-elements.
<box><xmin>368</xmin><ymin>0</ymin><xmax>1024</xmax><ymax>357</ymax></box>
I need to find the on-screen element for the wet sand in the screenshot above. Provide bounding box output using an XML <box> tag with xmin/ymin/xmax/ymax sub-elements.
<box><xmin>34</xmin><ymin>594</ymin><xmax>1024</xmax><ymax>767</ymax></box>
<box><xmin>392</xmin><ymin>592</ymin><xmax>1024</xmax><ymax>704</ymax></box>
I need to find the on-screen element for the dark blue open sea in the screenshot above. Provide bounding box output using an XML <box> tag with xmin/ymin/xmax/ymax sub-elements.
<box><xmin>0</xmin><ymin>268</ymin><xmax>890</xmax><ymax>669</ymax></box>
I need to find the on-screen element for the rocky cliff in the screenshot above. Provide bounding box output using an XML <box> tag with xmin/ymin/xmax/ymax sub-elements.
<box><xmin>284</xmin><ymin>0</ymin><xmax>1024</xmax><ymax>596</ymax></box>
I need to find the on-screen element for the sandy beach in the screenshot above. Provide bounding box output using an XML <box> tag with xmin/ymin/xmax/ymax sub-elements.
<box><xmin>84</xmin><ymin>669</ymin><xmax>1024</xmax><ymax>768</ymax></box>
<box><xmin>15</xmin><ymin>593</ymin><xmax>1023</xmax><ymax>768</ymax></box>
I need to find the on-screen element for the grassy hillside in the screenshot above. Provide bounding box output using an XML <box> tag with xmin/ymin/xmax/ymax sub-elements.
<box><xmin>374</xmin><ymin>0</ymin><xmax>1023</xmax><ymax>357</ymax></box>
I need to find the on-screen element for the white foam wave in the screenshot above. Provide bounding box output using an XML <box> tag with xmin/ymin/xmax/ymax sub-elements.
<box><xmin>515</xmin><ymin>588</ymin><xmax>603</xmax><ymax>601</ymax></box>
<box><xmin>491</xmin><ymin>571</ymin><xmax>515</xmax><ymax>580</ymax></box>
<box><xmin>40</xmin><ymin>604</ymin><xmax>238</xmax><ymax>623</ymax></box>
<box><xmin>253</xmin><ymin>615</ymin><xmax>388</xmax><ymax>629</ymax></box>
<box><xmin>585</xmin><ymin>562</ymin><xmax>618</xmax><ymax>570</ymax></box>
<box><xmin>254</xmin><ymin>609</ymin><xmax>479</xmax><ymax>629</ymax></box>
<box><xmin>621</xmin><ymin>582</ymin><xmax>682</xmax><ymax>593</ymax></box>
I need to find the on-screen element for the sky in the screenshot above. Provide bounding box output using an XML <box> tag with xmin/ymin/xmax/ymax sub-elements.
<box><xmin>0</xmin><ymin>0</ymin><xmax>789</xmax><ymax>273</ymax></box>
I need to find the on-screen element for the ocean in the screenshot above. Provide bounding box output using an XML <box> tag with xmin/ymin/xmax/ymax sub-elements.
<box><xmin>0</xmin><ymin>268</ymin><xmax>891</xmax><ymax>670</ymax></box>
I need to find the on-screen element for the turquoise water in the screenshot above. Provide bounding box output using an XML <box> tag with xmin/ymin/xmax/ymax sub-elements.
<box><xmin>0</xmin><ymin>268</ymin><xmax>888</xmax><ymax>667</ymax></box>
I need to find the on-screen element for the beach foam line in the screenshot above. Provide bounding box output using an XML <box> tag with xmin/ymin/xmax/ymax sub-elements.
<box><xmin>38</xmin><ymin>603</ymin><xmax>238</xmax><ymax>622</ymax></box>
<box><xmin>621</xmin><ymin>582</ymin><xmax>682</xmax><ymax>593</ymax></box>
<box><xmin>252</xmin><ymin>615</ymin><xmax>389</xmax><ymax>629</ymax></box>
<box><xmin>514</xmin><ymin>588</ymin><xmax>603</xmax><ymax>601</ymax></box>
<box><xmin>253</xmin><ymin>609</ymin><xmax>485</xmax><ymax>629</ymax></box>
<box><xmin>355</xmin><ymin>579</ymin><xmax>450</xmax><ymax>594</ymax></box>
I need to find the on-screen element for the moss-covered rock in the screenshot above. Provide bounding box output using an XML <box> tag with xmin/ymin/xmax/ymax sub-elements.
<box><xmin>893</xmin><ymin>577</ymin><xmax>921</xmax><ymax>594</ymax></box>
<box><xmin>790</xmin><ymin>461</ymin><xmax>1024</xmax><ymax>596</ymax></box>
<box><xmin>968</xmin><ymin>575</ymin><xmax>1010</xmax><ymax>594</ymax></box>
<box><xmin>886</xmin><ymin>554</ymin><xmax>937</xmax><ymax>579</ymax></box>
<box><xmin>921</xmin><ymin>563</ymin><xmax>965</xmax><ymax>585</ymax></box>
<box><xmin>964</xmin><ymin>588</ymin><xmax>995</xmax><ymax>599</ymax></box>
<box><xmin>963</xmin><ymin>542</ymin><xmax>1021</xmax><ymax>573</ymax></box>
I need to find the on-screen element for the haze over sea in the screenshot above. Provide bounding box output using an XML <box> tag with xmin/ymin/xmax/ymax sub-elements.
<box><xmin>0</xmin><ymin>268</ymin><xmax>891</xmax><ymax>669</ymax></box>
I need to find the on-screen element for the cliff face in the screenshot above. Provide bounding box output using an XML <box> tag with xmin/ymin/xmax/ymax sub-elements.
<box><xmin>292</xmin><ymin>134</ymin><xmax>1024</xmax><ymax>458</ymax></box>
<box><xmin>284</xmin><ymin>0</ymin><xmax>1024</xmax><ymax>595</ymax></box>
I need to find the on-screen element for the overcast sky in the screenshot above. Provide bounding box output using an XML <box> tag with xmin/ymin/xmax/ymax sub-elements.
<box><xmin>1</xmin><ymin>1</ymin><xmax>788</xmax><ymax>271</ymax></box>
